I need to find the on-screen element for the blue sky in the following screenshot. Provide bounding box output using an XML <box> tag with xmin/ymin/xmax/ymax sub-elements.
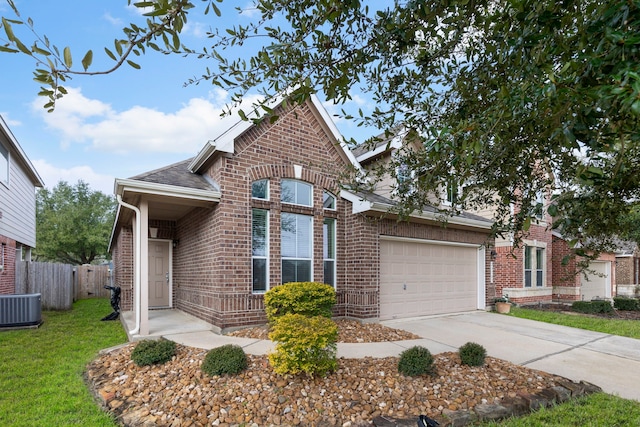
<box><xmin>0</xmin><ymin>1</ymin><xmax>376</xmax><ymax>195</ymax></box>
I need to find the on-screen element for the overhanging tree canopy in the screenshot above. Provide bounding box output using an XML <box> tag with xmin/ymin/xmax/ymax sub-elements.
<box><xmin>2</xmin><ymin>0</ymin><xmax>639</xmax><ymax>254</ymax></box>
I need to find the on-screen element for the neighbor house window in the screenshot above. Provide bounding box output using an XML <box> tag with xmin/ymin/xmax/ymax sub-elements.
<box><xmin>281</xmin><ymin>179</ymin><xmax>312</xmax><ymax>206</ymax></box>
<box><xmin>252</xmin><ymin>209</ymin><xmax>269</xmax><ymax>292</ymax></box>
<box><xmin>524</xmin><ymin>246</ymin><xmax>544</xmax><ymax>287</ymax></box>
<box><xmin>252</xmin><ymin>179</ymin><xmax>269</xmax><ymax>200</ymax></box>
<box><xmin>532</xmin><ymin>189</ymin><xmax>545</xmax><ymax>220</ymax></box>
<box><xmin>323</xmin><ymin>191</ymin><xmax>336</xmax><ymax>210</ymax></box>
<box><xmin>442</xmin><ymin>179</ymin><xmax>461</xmax><ymax>206</ymax></box>
<box><xmin>323</xmin><ymin>218</ymin><xmax>336</xmax><ymax>287</ymax></box>
<box><xmin>0</xmin><ymin>142</ymin><xmax>8</xmax><ymax>185</ymax></box>
<box><xmin>281</xmin><ymin>212</ymin><xmax>312</xmax><ymax>283</ymax></box>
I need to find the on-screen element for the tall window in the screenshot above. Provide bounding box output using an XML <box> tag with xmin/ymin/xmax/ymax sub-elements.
<box><xmin>252</xmin><ymin>209</ymin><xmax>268</xmax><ymax>292</ymax></box>
<box><xmin>281</xmin><ymin>179</ymin><xmax>312</xmax><ymax>206</ymax></box>
<box><xmin>395</xmin><ymin>163</ymin><xmax>415</xmax><ymax>195</ymax></box>
<box><xmin>252</xmin><ymin>179</ymin><xmax>269</xmax><ymax>200</ymax></box>
<box><xmin>323</xmin><ymin>218</ymin><xmax>336</xmax><ymax>287</ymax></box>
<box><xmin>281</xmin><ymin>213</ymin><xmax>312</xmax><ymax>283</ymax></box>
<box><xmin>0</xmin><ymin>142</ymin><xmax>8</xmax><ymax>185</ymax></box>
<box><xmin>524</xmin><ymin>246</ymin><xmax>544</xmax><ymax>287</ymax></box>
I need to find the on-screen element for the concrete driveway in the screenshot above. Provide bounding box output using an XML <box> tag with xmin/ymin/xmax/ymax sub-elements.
<box><xmin>381</xmin><ymin>311</ymin><xmax>640</xmax><ymax>401</ymax></box>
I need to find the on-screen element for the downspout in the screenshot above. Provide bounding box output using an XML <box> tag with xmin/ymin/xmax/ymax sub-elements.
<box><xmin>116</xmin><ymin>195</ymin><xmax>141</xmax><ymax>335</ymax></box>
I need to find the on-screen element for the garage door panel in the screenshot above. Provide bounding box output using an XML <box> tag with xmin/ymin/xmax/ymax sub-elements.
<box><xmin>380</xmin><ymin>240</ymin><xmax>478</xmax><ymax>320</ymax></box>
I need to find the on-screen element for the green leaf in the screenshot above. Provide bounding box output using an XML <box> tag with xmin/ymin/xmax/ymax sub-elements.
<box><xmin>63</xmin><ymin>46</ymin><xmax>72</xmax><ymax>68</ymax></box>
<box><xmin>81</xmin><ymin>50</ymin><xmax>93</xmax><ymax>71</ymax></box>
<box><xmin>2</xmin><ymin>17</ymin><xmax>16</xmax><ymax>41</ymax></box>
<box><xmin>0</xmin><ymin>45</ymin><xmax>19</xmax><ymax>53</ymax></box>
<box><xmin>126</xmin><ymin>60</ymin><xmax>141</xmax><ymax>69</ymax></box>
<box><xmin>104</xmin><ymin>47</ymin><xmax>116</xmax><ymax>61</ymax></box>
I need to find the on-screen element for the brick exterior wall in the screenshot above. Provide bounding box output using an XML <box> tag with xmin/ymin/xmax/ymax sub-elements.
<box><xmin>616</xmin><ymin>255</ymin><xmax>639</xmax><ymax>286</ymax></box>
<box><xmin>112</xmin><ymin>226</ymin><xmax>134</xmax><ymax>310</ymax></box>
<box><xmin>493</xmin><ymin>223</ymin><xmax>553</xmax><ymax>305</ymax></box>
<box><xmin>112</xmin><ymin>100</ymin><xmax>493</xmax><ymax>331</ymax></box>
<box><xmin>552</xmin><ymin>235</ymin><xmax>617</xmax><ymax>301</ymax></box>
<box><xmin>0</xmin><ymin>235</ymin><xmax>16</xmax><ymax>294</ymax></box>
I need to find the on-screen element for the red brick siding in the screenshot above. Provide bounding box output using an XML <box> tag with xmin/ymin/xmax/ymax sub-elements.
<box><xmin>493</xmin><ymin>223</ymin><xmax>553</xmax><ymax>305</ymax></box>
<box><xmin>0</xmin><ymin>235</ymin><xmax>16</xmax><ymax>294</ymax></box>
<box><xmin>616</xmin><ymin>256</ymin><xmax>639</xmax><ymax>286</ymax></box>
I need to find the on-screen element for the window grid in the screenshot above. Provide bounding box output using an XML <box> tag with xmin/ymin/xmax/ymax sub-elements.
<box><xmin>323</xmin><ymin>218</ymin><xmax>336</xmax><ymax>287</ymax></box>
<box><xmin>252</xmin><ymin>209</ymin><xmax>269</xmax><ymax>293</ymax></box>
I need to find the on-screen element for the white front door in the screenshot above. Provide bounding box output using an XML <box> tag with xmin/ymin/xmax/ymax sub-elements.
<box><xmin>148</xmin><ymin>240</ymin><xmax>170</xmax><ymax>308</ymax></box>
<box><xmin>581</xmin><ymin>261</ymin><xmax>611</xmax><ymax>301</ymax></box>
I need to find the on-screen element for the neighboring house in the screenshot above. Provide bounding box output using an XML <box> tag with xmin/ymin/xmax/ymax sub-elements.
<box><xmin>109</xmin><ymin>95</ymin><xmax>494</xmax><ymax>336</ymax></box>
<box><xmin>0</xmin><ymin>115</ymin><xmax>44</xmax><ymax>294</ymax></box>
<box><xmin>552</xmin><ymin>232</ymin><xmax>616</xmax><ymax>302</ymax></box>
<box><xmin>614</xmin><ymin>239</ymin><xmax>639</xmax><ymax>297</ymax></box>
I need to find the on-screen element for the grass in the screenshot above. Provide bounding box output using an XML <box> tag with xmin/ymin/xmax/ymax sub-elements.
<box><xmin>0</xmin><ymin>298</ymin><xmax>127</xmax><ymax>427</ymax></box>
<box><xmin>1</xmin><ymin>299</ymin><xmax>638</xmax><ymax>426</ymax></box>
<box><xmin>508</xmin><ymin>306</ymin><xmax>640</xmax><ymax>339</ymax></box>
<box><xmin>480</xmin><ymin>392</ymin><xmax>640</xmax><ymax>426</ymax></box>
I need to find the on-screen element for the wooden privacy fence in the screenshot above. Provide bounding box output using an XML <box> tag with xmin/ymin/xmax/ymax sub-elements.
<box><xmin>15</xmin><ymin>261</ymin><xmax>111</xmax><ymax>310</ymax></box>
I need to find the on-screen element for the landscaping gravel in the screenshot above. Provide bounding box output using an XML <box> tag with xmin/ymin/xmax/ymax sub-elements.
<box><xmin>86</xmin><ymin>321</ymin><xmax>564</xmax><ymax>426</ymax></box>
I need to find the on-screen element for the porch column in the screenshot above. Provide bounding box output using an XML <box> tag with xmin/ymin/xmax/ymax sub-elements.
<box><xmin>139</xmin><ymin>199</ymin><xmax>150</xmax><ymax>336</ymax></box>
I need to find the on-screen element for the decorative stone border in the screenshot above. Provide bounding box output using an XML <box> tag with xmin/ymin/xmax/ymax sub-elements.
<box><xmin>370</xmin><ymin>378</ymin><xmax>603</xmax><ymax>427</ymax></box>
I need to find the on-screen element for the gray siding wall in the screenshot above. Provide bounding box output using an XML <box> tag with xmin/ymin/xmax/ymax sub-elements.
<box><xmin>0</xmin><ymin>139</ymin><xmax>38</xmax><ymax>248</ymax></box>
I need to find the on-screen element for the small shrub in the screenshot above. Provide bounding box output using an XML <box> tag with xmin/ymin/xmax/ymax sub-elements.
<box><xmin>572</xmin><ymin>300</ymin><xmax>614</xmax><ymax>314</ymax></box>
<box><xmin>459</xmin><ymin>342</ymin><xmax>487</xmax><ymax>367</ymax></box>
<box><xmin>397</xmin><ymin>346</ymin><xmax>435</xmax><ymax>377</ymax></box>
<box><xmin>613</xmin><ymin>297</ymin><xmax>640</xmax><ymax>311</ymax></box>
<box><xmin>264</xmin><ymin>282</ymin><xmax>336</xmax><ymax>322</ymax></box>
<box><xmin>201</xmin><ymin>344</ymin><xmax>247</xmax><ymax>376</ymax></box>
<box><xmin>131</xmin><ymin>339</ymin><xmax>176</xmax><ymax>366</ymax></box>
<box><xmin>268</xmin><ymin>313</ymin><xmax>338</xmax><ymax>377</ymax></box>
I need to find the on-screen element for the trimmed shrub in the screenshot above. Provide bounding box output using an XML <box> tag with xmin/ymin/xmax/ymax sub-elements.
<box><xmin>613</xmin><ymin>297</ymin><xmax>640</xmax><ymax>311</ymax></box>
<box><xmin>459</xmin><ymin>342</ymin><xmax>487</xmax><ymax>367</ymax></box>
<box><xmin>572</xmin><ymin>300</ymin><xmax>614</xmax><ymax>314</ymax></box>
<box><xmin>131</xmin><ymin>339</ymin><xmax>176</xmax><ymax>367</ymax></box>
<box><xmin>268</xmin><ymin>313</ymin><xmax>338</xmax><ymax>377</ymax></box>
<box><xmin>201</xmin><ymin>344</ymin><xmax>247</xmax><ymax>376</ymax></box>
<box><xmin>264</xmin><ymin>282</ymin><xmax>336</xmax><ymax>322</ymax></box>
<box><xmin>397</xmin><ymin>346</ymin><xmax>435</xmax><ymax>377</ymax></box>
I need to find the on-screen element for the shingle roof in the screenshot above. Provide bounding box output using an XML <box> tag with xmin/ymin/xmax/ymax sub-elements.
<box><xmin>129</xmin><ymin>158</ymin><xmax>219</xmax><ymax>191</ymax></box>
<box><xmin>352</xmin><ymin>190</ymin><xmax>493</xmax><ymax>224</ymax></box>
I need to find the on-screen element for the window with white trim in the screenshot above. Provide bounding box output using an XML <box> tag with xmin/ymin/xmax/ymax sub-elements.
<box><xmin>252</xmin><ymin>209</ymin><xmax>269</xmax><ymax>292</ymax></box>
<box><xmin>323</xmin><ymin>191</ymin><xmax>336</xmax><ymax>210</ymax></box>
<box><xmin>281</xmin><ymin>212</ymin><xmax>312</xmax><ymax>283</ymax></box>
<box><xmin>281</xmin><ymin>179</ymin><xmax>312</xmax><ymax>206</ymax></box>
<box><xmin>0</xmin><ymin>142</ymin><xmax>8</xmax><ymax>186</ymax></box>
<box><xmin>524</xmin><ymin>246</ymin><xmax>544</xmax><ymax>287</ymax></box>
<box><xmin>442</xmin><ymin>179</ymin><xmax>462</xmax><ymax>206</ymax></box>
<box><xmin>395</xmin><ymin>163</ymin><xmax>415</xmax><ymax>195</ymax></box>
<box><xmin>252</xmin><ymin>179</ymin><xmax>269</xmax><ymax>200</ymax></box>
<box><xmin>323</xmin><ymin>218</ymin><xmax>336</xmax><ymax>287</ymax></box>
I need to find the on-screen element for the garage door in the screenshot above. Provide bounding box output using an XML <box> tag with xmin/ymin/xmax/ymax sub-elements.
<box><xmin>380</xmin><ymin>239</ymin><xmax>480</xmax><ymax>320</ymax></box>
<box><xmin>581</xmin><ymin>261</ymin><xmax>611</xmax><ymax>301</ymax></box>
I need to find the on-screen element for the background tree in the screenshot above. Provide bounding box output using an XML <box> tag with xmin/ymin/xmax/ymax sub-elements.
<box><xmin>36</xmin><ymin>180</ymin><xmax>116</xmax><ymax>264</ymax></box>
<box><xmin>2</xmin><ymin>0</ymin><xmax>640</xmax><ymax>254</ymax></box>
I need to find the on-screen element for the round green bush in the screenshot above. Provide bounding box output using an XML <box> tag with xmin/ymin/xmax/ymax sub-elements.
<box><xmin>202</xmin><ymin>344</ymin><xmax>248</xmax><ymax>376</ymax></box>
<box><xmin>459</xmin><ymin>342</ymin><xmax>487</xmax><ymax>367</ymax></box>
<box><xmin>131</xmin><ymin>339</ymin><xmax>177</xmax><ymax>367</ymax></box>
<box><xmin>397</xmin><ymin>346</ymin><xmax>435</xmax><ymax>377</ymax></box>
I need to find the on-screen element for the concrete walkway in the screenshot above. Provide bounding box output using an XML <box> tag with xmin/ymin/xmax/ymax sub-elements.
<box><xmin>121</xmin><ymin>310</ymin><xmax>640</xmax><ymax>402</ymax></box>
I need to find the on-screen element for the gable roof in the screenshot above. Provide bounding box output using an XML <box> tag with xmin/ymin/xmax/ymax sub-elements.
<box><xmin>188</xmin><ymin>93</ymin><xmax>363</xmax><ymax>174</ymax></box>
<box><xmin>128</xmin><ymin>158</ymin><xmax>219</xmax><ymax>192</ymax></box>
<box><xmin>0</xmin><ymin>115</ymin><xmax>44</xmax><ymax>187</ymax></box>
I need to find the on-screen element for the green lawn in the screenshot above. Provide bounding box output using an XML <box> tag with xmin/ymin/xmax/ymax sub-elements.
<box><xmin>0</xmin><ymin>298</ymin><xmax>127</xmax><ymax>427</ymax></box>
<box><xmin>509</xmin><ymin>306</ymin><xmax>640</xmax><ymax>339</ymax></box>
<box><xmin>1</xmin><ymin>299</ymin><xmax>639</xmax><ymax>426</ymax></box>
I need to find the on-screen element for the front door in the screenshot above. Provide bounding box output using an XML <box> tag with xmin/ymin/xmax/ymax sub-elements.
<box><xmin>148</xmin><ymin>240</ymin><xmax>170</xmax><ymax>308</ymax></box>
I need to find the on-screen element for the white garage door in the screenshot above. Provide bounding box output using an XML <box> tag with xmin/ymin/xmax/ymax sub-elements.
<box><xmin>581</xmin><ymin>261</ymin><xmax>611</xmax><ymax>301</ymax></box>
<box><xmin>380</xmin><ymin>239</ymin><xmax>480</xmax><ymax>320</ymax></box>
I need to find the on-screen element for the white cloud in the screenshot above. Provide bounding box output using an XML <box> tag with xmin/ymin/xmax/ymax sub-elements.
<box><xmin>239</xmin><ymin>2</ymin><xmax>261</xmax><ymax>19</ymax></box>
<box><xmin>103</xmin><ymin>12</ymin><xmax>122</xmax><ymax>26</ymax></box>
<box><xmin>0</xmin><ymin>112</ymin><xmax>21</xmax><ymax>127</ymax></box>
<box><xmin>32</xmin><ymin>87</ymin><xmax>265</xmax><ymax>155</ymax></box>
<box><xmin>32</xmin><ymin>159</ymin><xmax>115</xmax><ymax>195</ymax></box>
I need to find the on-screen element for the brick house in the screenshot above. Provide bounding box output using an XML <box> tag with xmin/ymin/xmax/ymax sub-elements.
<box><xmin>0</xmin><ymin>115</ymin><xmax>44</xmax><ymax>294</ymax></box>
<box><xmin>552</xmin><ymin>232</ymin><xmax>616</xmax><ymax>302</ymax></box>
<box><xmin>109</xmin><ymin>95</ymin><xmax>494</xmax><ymax>336</ymax></box>
<box><xmin>615</xmin><ymin>239</ymin><xmax>639</xmax><ymax>297</ymax></box>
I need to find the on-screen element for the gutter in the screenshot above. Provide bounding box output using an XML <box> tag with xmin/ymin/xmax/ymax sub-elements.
<box><xmin>116</xmin><ymin>195</ymin><xmax>141</xmax><ymax>335</ymax></box>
